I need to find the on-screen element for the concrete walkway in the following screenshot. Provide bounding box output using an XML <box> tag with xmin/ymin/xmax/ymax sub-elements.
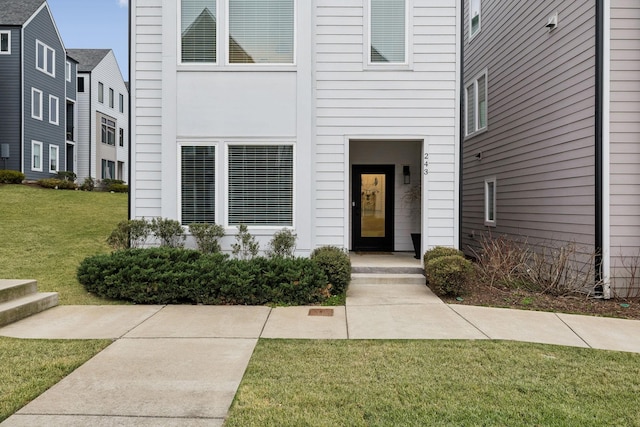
<box><xmin>2</xmin><ymin>254</ymin><xmax>640</xmax><ymax>425</ymax></box>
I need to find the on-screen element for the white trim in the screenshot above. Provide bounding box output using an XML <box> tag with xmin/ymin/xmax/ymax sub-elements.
<box><xmin>0</xmin><ymin>31</ymin><xmax>11</xmax><ymax>54</ymax></box>
<box><xmin>31</xmin><ymin>88</ymin><xmax>43</xmax><ymax>120</ymax></box>
<box><xmin>49</xmin><ymin>95</ymin><xmax>59</xmax><ymax>125</ymax></box>
<box><xmin>49</xmin><ymin>144</ymin><xmax>59</xmax><ymax>173</ymax></box>
<box><xmin>469</xmin><ymin>0</ymin><xmax>481</xmax><ymax>41</ymax></box>
<box><xmin>484</xmin><ymin>177</ymin><xmax>496</xmax><ymax>227</ymax></box>
<box><xmin>465</xmin><ymin>68</ymin><xmax>488</xmax><ymax>137</ymax></box>
<box><xmin>98</xmin><ymin>82</ymin><xmax>104</xmax><ymax>103</ymax></box>
<box><xmin>35</xmin><ymin>39</ymin><xmax>55</xmax><ymax>77</ymax></box>
<box><xmin>65</xmin><ymin>61</ymin><xmax>71</xmax><ymax>81</ymax></box>
<box><xmin>177</xmin><ymin>142</ymin><xmax>220</xmax><ymax>226</ymax></box>
<box><xmin>364</xmin><ymin>0</ymin><xmax>412</xmax><ymax>70</ymax></box>
<box><xmin>31</xmin><ymin>141</ymin><xmax>43</xmax><ymax>172</ymax></box>
<box><xmin>602</xmin><ymin>0</ymin><xmax>611</xmax><ymax>299</ymax></box>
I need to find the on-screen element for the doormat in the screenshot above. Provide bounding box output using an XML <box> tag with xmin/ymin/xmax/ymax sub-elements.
<box><xmin>308</xmin><ymin>308</ymin><xmax>334</xmax><ymax>317</ymax></box>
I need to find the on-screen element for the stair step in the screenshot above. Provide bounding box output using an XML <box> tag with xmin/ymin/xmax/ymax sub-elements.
<box><xmin>0</xmin><ymin>280</ymin><xmax>38</xmax><ymax>303</ymax></box>
<box><xmin>351</xmin><ymin>273</ymin><xmax>426</xmax><ymax>285</ymax></box>
<box><xmin>351</xmin><ymin>266</ymin><xmax>424</xmax><ymax>275</ymax></box>
<box><xmin>0</xmin><ymin>292</ymin><xmax>59</xmax><ymax>327</ymax></box>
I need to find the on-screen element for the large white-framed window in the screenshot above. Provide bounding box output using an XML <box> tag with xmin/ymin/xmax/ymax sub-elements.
<box><xmin>101</xmin><ymin>159</ymin><xmax>115</xmax><ymax>179</ymax></box>
<box><xmin>0</xmin><ymin>31</ymin><xmax>10</xmax><ymax>54</ymax></box>
<box><xmin>31</xmin><ymin>88</ymin><xmax>43</xmax><ymax>120</ymax></box>
<box><xmin>49</xmin><ymin>95</ymin><xmax>59</xmax><ymax>125</ymax></box>
<box><xmin>180</xmin><ymin>144</ymin><xmax>218</xmax><ymax>225</ymax></box>
<box><xmin>31</xmin><ymin>141</ymin><xmax>43</xmax><ymax>172</ymax></box>
<box><xmin>227</xmin><ymin>0</ymin><xmax>295</xmax><ymax>65</ymax></box>
<box><xmin>465</xmin><ymin>70</ymin><xmax>487</xmax><ymax>136</ymax></box>
<box><xmin>227</xmin><ymin>144</ymin><xmax>293</xmax><ymax>226</ymax></box>
<box><xmin>181</xmin><ymin>0</ymin><xmax>218</xmax><ymax>63</ymax></box>
<box><xmin>368</xmin><ymin>0</ymin><xmax>409</xmax><ymax>66</ymax></box>
<box><xmin>65</xmin><ymin>61</ymin><xmax>72</xmax><ymax>81</ymax></box>
<box><xmin>101</xmin><ymin>117</ymin><xmax>116</xmax><ymax>145</ymax></box>
<box><xmin>36</xmin><ymin>40</ymin><xmax>55</xmax><ymax>76</ymax></box>
<box><xmin>49</xmin><ymin>145</ymin><xmax>59</xmax><ymax>173</ymax></box>
<box><xmin>98</xmin><ymin>82</ymin><xmax>104</xmax><ymax>103</ymax></box>
<box><xmin>484</xmin><ymin>177</ymin><xmax>496</xmax><ymax>227</ymax></box>
<box><xmin>470</xmin><ymin>0</ymin><xmax>481</xmax><ymax>40</ymax></box>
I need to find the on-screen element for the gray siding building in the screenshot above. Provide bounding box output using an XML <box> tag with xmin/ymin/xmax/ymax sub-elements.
<box><xmin>0</xmin><ymin>0</ymin><xmax>72</xmax><ymax>180</ymax></box>
<box><xmin>461</xmin><ymin>0</ymin><xmax>640</xmax><ymax>296</ymax></box>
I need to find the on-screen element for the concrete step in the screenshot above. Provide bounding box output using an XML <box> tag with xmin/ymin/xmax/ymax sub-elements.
<box><xmin>351</xmin><ymin>273</ymin><xmax>426</xmax><ymax>286</ymax></box>
<box><xmin>0</xmin><ymin>280</ymin><xmax>38</xmax><ymax>303</ymax></box>
<box><xmin>351</xmin><ymin>266</ymin><xmax>424</xmax><ymax>275</ymax></box>
<box><xmin>0</xmin><ymin>292</ymin><xmax>59</xmax><ymax>327</ymax></box>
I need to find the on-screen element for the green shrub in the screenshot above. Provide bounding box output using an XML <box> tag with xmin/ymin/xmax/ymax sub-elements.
<box><xmin>77</xmin><ymin>248</ymin><xmax>331</xmax><ymax>305</ymax></box>
<box><xmin>266</xmin><ymin>228</ymin><xmax>297</xmax><ymax>258</ymax></box>
<box><xmin>425</xmin><ymin>255</ymin><xmax>474</xmax><ymax>297</ymax></box>
<box><xmin>423</xmin><ymin>246</ymin><xmax>464</xmax><ymax>274</ymax></box>
<box><xmin>0</xmin><ymin>170</ymin><xmax>25</xmax><ymax>184</ymax></box>
<box><xmin>188</xmin><ymin>223</ymin><xmax>225</xmax><ymax>254</ymax></box>
<box><xmin>37</xmin><ymin>178</ymin><xmax>77</xmax><ymax>190</ymax></box>
<box><xmin>151</xmin><ymin>218</ymin><xmax>185</xmax><ymax>248</ymax></box>
<box><xmin>231</xmin><ymin>224</ymin><xmax>259</xmax><ymax>260</ymax></box>
<box><xmin>106</xmin><ymin>219</ymin><xmax>152</xmax><ymax>250</ymax></box>
<box><xmin>106</xmin><ymin>183</ymin><xmax>128</xmax><ymax>193</ymax></box>
<box><xmin>310</xmin><ymin>246</ymin><xmax>351</xmax><ymax>295</ymax></box>
<box><xmin>55</xmin><ymin>171</ymin><xmax>76</xmax><ymax>182</ymax></box>
<box><xmin>101</xmin><ymin>179</ymin><xmax>125</xmax><ymax>186</ymax></box>
<box><xmin>80</xmin><ymin>177</ymin><xmax>95</xmax><ymax>191</ymax></box>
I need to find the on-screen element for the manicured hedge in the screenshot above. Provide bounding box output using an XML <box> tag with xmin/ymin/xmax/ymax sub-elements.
<box><xmin>77</xmin><ymin>248</ymin><xmax>336</xmax><ymax>305</ymax></box>
<box><xmin>0</xmin><ymin>170</ymin><xmax>25</xmax><ymax>184</ymax></box>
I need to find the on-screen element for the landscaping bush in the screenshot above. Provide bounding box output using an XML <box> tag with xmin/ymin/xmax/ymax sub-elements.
<box><xmin>266</xmin><ymin>228</ymin><xmax>297</xmax><ymax>258</ymax></box>
<box><xmin>106</xmin><ymin>183</ymin><xmax>128</xmax><ymax>193</ymax></box>
<box><xmin>310</xmin><ymin>246</ymin><xmax>351</xmax><ymax>295</ymax></box>
<box><xmin>106</xmin><ymin>219</ymin><xmax>152</xmax><ymax>250</ymax></box>
<box><xmin>55</xmin><ymin>171</ymin><xmax>76</xmax><ymax>182</ymax></box>
<box><xmin>189</xmin><ymin>223</ymin><xmax>225</xmax><ymax>254</ymax></box>
<box><xmin>423</xmin><ymin>246</ymin><xmax>464</xmax><ymax>266</ymax></box>
<box><xmin>425</xmin><ymin>255</ymin><xmax>474</xmax><ymax>297</ymax></box>
<box><xmin>231</xmin><ymin>224</ymin><xmax>259</xmax><ymax>260</ymax></box>
<box><xmin>80</xmin><ymin>177</ymin><xmax>95</xmax><ymax>191</ymax></box>
<box><xmin>0</xmin><ymin>170</ymin><xmax>25</xmax><ymax>184</ymax></box>
<box><xmin>77</xmin><ymin>248</ymin><xmax>331</xmax><ymax>305</ymax></box>
<box><xmin>151</xmin><ymin>217</ymin><xmax>185</xmax><ymax>248</ymax></box>
<box><xmin>37</xmin><ymin>178</ymin><xmax>77</xmax><ymax>190</ymax></box>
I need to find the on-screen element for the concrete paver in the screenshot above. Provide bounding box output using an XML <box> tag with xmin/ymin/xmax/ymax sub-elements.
<box><xmin>347</xmin><ymin>283</ymin><xmax>442</xmax><ymax>306</ymax></box>
<box><xmin>0</xmin><ymin>305</ymin><xmax>163</xmax><ymax>339</ymax></box>
<box><xmin>261</xmin><ymin>306</ymin><xmax>348</xmax><ymax>339</ymax></box>
<box><xmin>2</xmin><ymin>415</ymin><xmax>222</xmax><ymax>427</ymax></box>
<box><xmin>449</xmin><ymin>305</ymin><xmax>590</xmax><ymax>348</ymax></box>
<box><xmin>125</xmin><ymin>305</ymin><xmax>271</xmax><ymax>338</ymax></box>
<box><xmin>557</xmin><ymin>313</ymin><xmax>640</xmax><ymax>353</ymax></box>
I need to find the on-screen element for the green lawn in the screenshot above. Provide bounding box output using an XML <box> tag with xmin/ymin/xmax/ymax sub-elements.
<box><xmin>0</xmin><ymin>337</ymin><xmax>111</xmax><ymax>422</ymax></box>
<box><xmin>0</xmin><ymin>184</ymin><xmax>127</xmax><ymax>304</ymax></box>
<box><xmin>226</xmin><ymin>340</ymin><xmax>640</xmax><ymax>426</ymax></box>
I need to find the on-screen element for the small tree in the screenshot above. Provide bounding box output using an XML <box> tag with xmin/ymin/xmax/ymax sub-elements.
<box><xmin>231</xmin><ymin>224</ymin><xmax>259</xmax><ymax>260</ymax></box>
<box><xmin>266</xmin><ymin>228</ymin><xmax>297</xmax><ymax>258</ymax></box>
<box><xmin>189</xmin><ymin>223</ymin><xmax>225</xmax><ymax>253</ymax></box>
<box><xmin>151</xmin><ymin>218</ymin><xmax>185</xmax><ymax>248</ymax></box>
<box><xmin>106</xmin><ymin>219</ymin><xmax>152</xmax><ymax>250</ymax></box>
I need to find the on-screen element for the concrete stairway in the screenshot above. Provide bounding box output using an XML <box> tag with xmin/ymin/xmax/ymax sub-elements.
<box><xmin>0</xmin><ymin>280</ymin><xmax>58</xmax><ymax>327</ymax></box>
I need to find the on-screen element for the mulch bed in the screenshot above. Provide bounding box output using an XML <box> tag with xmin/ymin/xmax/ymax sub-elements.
<box><xmin>439</xmin><ymin>280</ymin><xmax>640</xmax><ymax>320</ymax></box>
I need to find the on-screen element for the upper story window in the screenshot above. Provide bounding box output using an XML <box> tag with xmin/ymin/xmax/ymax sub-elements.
<box><xmin>109</xmin><ymin>88</ymin><xmax>114</xmax><ymax>108</ymax></box>
<box><xmin>101</xmin><ymin>117</ymin><xmax>116</xmax><ymax>145</ymax></box>
<box><xmin>228</xmin><ymin>0</ymin><xmax>294</xmax><ymax>64</ymax></box>
<box><xmin>77</xmin><ymin>76</ymin><xmax>85</xmax><ymax>92</ymax></box>
<box><xmin>66</xmin><ymin>61</ymin><xmax>72</xmax><ymax>81</ymax></box>
<box><xmin>49</xmin><ymin>95</ymin><xmax>59</xmax><ymax>126</ymax></box>
<box><xmin>98</xmin><ymin>82</ymin><xmax>104</xmax><ymax>103</ymax></box>
<box><xmin>0</xmin><ymin>31</ymin><xmax>10</xmax><ymax>54</ymax></box>
<box><xmin>119</xmin><ymin>93</ymin><xmax>124</xmax><ymax>113</ymax></box>
<box><xmin>31</xmin><ymin>88</ymin><xmax>43</xmax><ymax>120</ymax></box>
<box><xmin>180</xmin><ymin>0</ymin><xmax>294</xmax><ymax>65</ymax></box>
<box><xmin>470</xmin><ymin>0</ymin><xmax>481</xmax><ymax>39</ymax></box>
<box><xmin>36</xmin><ymin>40</ymin><xmax>55</xmax><ymax>77</ymax></box>
<box><xmin>369</xmin><ymin>0</ymin><xmax>407</xmax><ymax>65</ymax></box>
<box><xmin>465</xmin><ymin>70</ymin><xmax>487</xmax><ymax>136</ymax></box>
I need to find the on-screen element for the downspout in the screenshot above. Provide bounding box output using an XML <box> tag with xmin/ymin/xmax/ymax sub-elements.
<box><xmin>127</xmin><ymin>0</ymin><xmax>132</xmax><ymax>220</ymax></box>
<box><xmin>88</xmin><ymin>73</ymin><xmax>92</xmax><ymax>179</ymax></box>
<box><xmin>594</xmin><ymin>0</ymin><xmax>605</xmax><ymax>296</ymax></box>
<box><xmin>458</xmin><ymin>0</ymin><xmax>465</xmax><ymax>251</ymax></box>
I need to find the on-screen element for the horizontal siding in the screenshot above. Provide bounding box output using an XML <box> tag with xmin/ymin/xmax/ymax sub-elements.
<box><xmin>461</xmin><ymin>0</ymin><xmax>597</xmax><ymax>256</ymax></box>
<box><xmin>609</xmin><ymin>0</ymin><xmax>640</xmax><ymax>292</ymax></box>
<box><xmin>0</xmin><ymin>27</ymin><xmax>22</xmax><ymax>172</ymax></box>
<box><xmin>132</xmin><ymin>0</ymin><xmax>163</xmax><ymax>218</ymax></box>
<box><xmin>315</xmin><ymin>0</ymin><xmax>458</xmax><ymax>250</ymax></box>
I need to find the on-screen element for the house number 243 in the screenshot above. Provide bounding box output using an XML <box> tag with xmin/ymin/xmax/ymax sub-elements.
<box><xmin>424</xmin><ymin>153</ymin><xmax>429</xmax><ymax>175</ymax></box>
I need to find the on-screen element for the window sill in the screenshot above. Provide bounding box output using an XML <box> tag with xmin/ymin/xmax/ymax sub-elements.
<box><xmin>464</xmin><ymin>127</ymin><xmax>487</xmax><ymax>140</ymax></box>
<box><xmin>178</xmin><ymin>64</ymin><xmax>297</xmax><ymax>73</ymax></box>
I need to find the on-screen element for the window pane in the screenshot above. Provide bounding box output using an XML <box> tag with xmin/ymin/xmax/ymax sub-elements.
<box><xmin>50</xmin><ymin>146</ymin><xmax>58</xmax><ymax>172</ymax></box>
<box><xmin>370</xmin><ymin>0</ymin><xmax>406</xmax><ymax>63</ymax></box>
<box><xmin>229</xmin><ymin>0</ymin><xmax>294</xmax><ymax>64</ymax></box>
<box><xmin>46</xmin><ymin>47</ymin><xmax>54</xmax><ymax>75</ymax></box>
<box><xmin>37</xmin><ymin>43</ymin><xmax>45</xmax><ymax>70</ymax></box>
<box><xmin>33</xmin><ymin>144</ymin><xmax>41</xmax><ymax>169</ymax></box>
<box><xmin>470</xmin><ymin>0</ymin><xmax>481</xmax><ymax>36</ymax></box>
<box><xmin>98</xmin><ymin>82</ymin><xmax>104</xmax><ymax>103</ymax></box>
<box><xmin>78</xmin><ymin>77</ymin><xmax>85</xmax><ymax>92</ymax></box>
<box><xmin>182</xmin><ymin>0</ymin><xmax>217</xmax><ymax>62</ymax></box>
<box><xmin>486</xmin><ymin>181</ymin><xmax>494</xmax><ymax>222</ymax></box>
<box><xmin>477</xmin><ymin>75</ymin><xmax>486</xmax><ymax>129</ymax></box>
<box><xmin>228</xmin><ymin>145</ymin><xmax>293</xmax><ymax>226</ymax></box>
<box><xmin>1</xmin><ymin>33</ymin><xmax>8</xmax><ymax>52</ymax></box>
<box><xmin>466</xmin><ymin>84</ymin><xmax>475</xmax><ymax>135</ymax></box>
<box><xmin>181</xmin><ymin>146</ymin><xmax>216</xmax><ymax>224</ymax></box>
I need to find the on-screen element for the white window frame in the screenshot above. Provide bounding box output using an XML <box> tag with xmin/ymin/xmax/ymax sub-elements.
<box><xmin>469</xmin><ymin>0</ymin><xmax>481</xmax><ymax>40</ymax></box>
<box><xmin>225</xmin><ymin>142</ymin><xmax>295</xmax><ymax>227</ymax></box>
<box><xmin>178</xmin><ymin>142</ymin><xmax>219</xmax><ymax>225</ymax></box>
<box><xmin>49</xmin><ymin>95</ymin><xmax>59</xmax><ymax>125</ymax></box>
<box><xmin>119</xmin><ymin>93</ymin><xmax>124</xmax><ymax>113</ymax></box>
<box><xmin>98</xmin><ymin>82</ymin><xmax>104</xmax><ymax>103</ymax></box>
<box><xmin>36</xmin><ymin>40</ymin><xmax>55</xmax><ymax>77</ymax></box>
<box><xmin>49</xmin><ymin>145</ymin><xmax>59</xmax><ymax>173</ymax></box>
<box><xmin>0</xmin><ymin>31</ymin><xmax>10</xmax><ymax>54</ymax></box>
<box><xmin>65</xmin><ymin>61</ymin><xmax>71</xmax><ymax>81</ymax></box>
<box><xmin>465</xmin><ymin>69</ymin><xmax>488</xmax><ymax>137</ymax></box>
<box><xmin>225</xmin><ymin>0</ymin><xmax>296</xmax><ymax>66</ymax></box>
<box><xmin>31</xmin><ymin>141</ymin><xmax>43</xmax><ymax>172</ymax></box>
<box><xmin>484</xmin><ymin>177</ymin><xmax>496</xmax><ymax>227</ymax></box>
<box><xmin>31</xmin><ymin>88</ymin><xmax>43</xmax><ymax>120</ymax></box>
<box><xmin>365</xmin><ymin>0</ymin><xmax>412</xmax><ymax>69</ymax></box>
<box><xmin>180</xmin><ymin>0</ymin><xmax>219</xmax><ymax>65</ymax></box>
<box><xmin>109</xmin><ymin>88</ymin><xmax>114</xmax><ymax>108</ymax></box>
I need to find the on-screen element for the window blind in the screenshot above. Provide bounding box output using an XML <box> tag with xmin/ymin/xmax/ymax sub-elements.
<box><xmin>228</xmin><ymin>145</ymin><xmax>293</xmax><ymax>226</ymax></box>
<box><xmin>228</xmin><ymin>0</ymin><xmax>294</xmax><ymax>64</ymax></box>
<box><xmin>182</xmin><ymin>0</ymin><xmax>217</xmax><ymax>62</ymax></box>
<box><xmin>181</xmin><ymin>146</ymin><xmax>216</xmax><ymax>224</ymax></box>
<box><xmin>370</xmin><ymin>0</ymin><xmax>406</xmax><ymax>63</ymax></box>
